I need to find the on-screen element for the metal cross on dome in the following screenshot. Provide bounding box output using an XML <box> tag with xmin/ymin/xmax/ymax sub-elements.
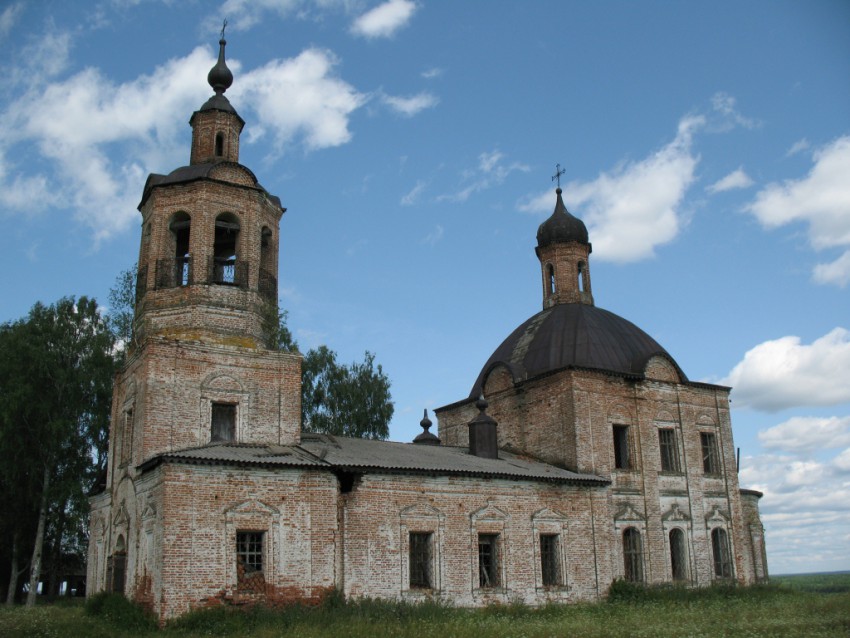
<box><xmin>551</xmin><ymin>164</ymin><xmax>566</xmax><ymax>188</ymax></box>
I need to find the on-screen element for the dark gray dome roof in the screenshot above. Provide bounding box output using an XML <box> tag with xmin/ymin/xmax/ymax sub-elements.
<box><xmin>536</xmin><ymin>188</ymin><xmax>589</xmax><ymax>248</ymax></box>
<box><xmin>470</xmin><ymin>303</ymin><xmax>686</xmax><ymax>398</ymax></box>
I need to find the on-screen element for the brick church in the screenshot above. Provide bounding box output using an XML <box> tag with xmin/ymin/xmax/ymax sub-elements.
<box><xmin>87</xmin><ymin>37</ymin><xmax>767</xmax><ymax>620</ymax></box>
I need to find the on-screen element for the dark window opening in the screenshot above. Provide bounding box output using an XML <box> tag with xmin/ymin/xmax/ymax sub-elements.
<box><xmin>164</xmin><ymin>213</ymin><xmax>191</xmax><ymax>287</ymax></box>
<box><xmin>577</xmin><ymin>261</ymin><xmax>585</xmax><ymax>292</ymax></box>
<box><xmin>478</xmin><ymin>533</ymin><xmax>500</xmax><ymax>588</ymax></box>
<box><xmin>215</xmin><ymin>132</ymin><xmax>224</xmax><ymax>157</ymax></box>
<box><xmin>236</xmin><ymin>531</ymin><xmax>265</xmax><ymax>591</ymax></box>
<box><xmin>623</xmin><ymin>527</ymin><xmax>643</xmax><ymax>583</ymax></box>
<box><xmin>701</xmin><ymin>432</ymin><xmax>720</xmax><ymax>474</ymax></box>
<box><xmin>212</xmin><ymin>213</ymin><xmax>242</xmax><ymax>286</ymax></box>
<box><xmin>211</xmin><ymin>403</ymin><xmax>236</xmax><ymax>442</ymax></box>
<box><xmin>540</xmin><ymin>534</ymin><xmax>561</xmax><ymax>587</ymax></box>
<box><xmin>613</xmin><ymin>425</ymin><xmax>630</xmax><ymax>470</ymax></box>
<box><xmin>658</xmin><ymin>428</ymin><xmax>680</xmax><ymax>473</ymax></box>
<box><xmin>259</xmin><ymin>227</ymin><xmax>276</xmax><ymax>301</ymax></box>
<box><xmin>711</xmin><ymin>528</ymin><xmax>733</xmax><ymax>578</ymax></box>
<box><xmin>409</xmin><ymin>532</ymin><xmax>432</xmax><ymax>589</ymax></box>
<box><xmin>548</xmin><ymin>264</ymin><xmax>555</xmax><ymax>295</ymax></box>
<box><xmin>669</xmin><ymin>528</ymin><xmax>687</xmax><ymax>581</ymax></box>
<box><xmin>107</xmin><ymin>535</ymin><xmax>127</xmax><ymax>594</ymax></box>
<box><xmin>120</xmin><ymin>408</ymin><xmax>134</xmax><ymax>466</ymax></box>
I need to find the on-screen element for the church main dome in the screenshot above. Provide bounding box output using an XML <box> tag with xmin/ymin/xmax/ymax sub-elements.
<box><xmin>469</xmin><ymin>295</ymin><xmax>687</xmax><ymax>398</ymax></box>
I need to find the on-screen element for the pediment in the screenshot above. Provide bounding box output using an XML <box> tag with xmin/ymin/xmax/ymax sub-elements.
<box><xmin>113</xmin><ymin>503</ymin><xmax>129</xmax><ymax>527</ymax></box>
<box><xmin>614</xmin><ymin>504</ymin><xmax>645</xmax><ymax>522</ymax></box>
<box><xmin>141</xmin><ymin>503</ymin><xmax>157</xmax><ymax>521</ymax></box>
<box><xmin>532</xmin><ymin>507</ymin><xmax>568</xmax><ymax>522</ymax></box>
<box><xmin>705</xmin><ymin>505</ymin><xmax>730</xmax><ymax>524</ymax></box>
<box><xmin>202</xmin><ymin>372</ymin><xmax>244</xmax><ymax>393</ymax></box>
<box><xmin>662</xmin><ymin>503</ymin><xmax>690</xmax><ymax>522</ymax></box>
<box><xmin>224</xmin><ymin>499</ymin><xmax>279</xmax><ymax>517</ymax></box>
<box><xmin>400</xmin><ymin>502</ymin><xmax>444</xmax><ymax>520</ymax></box>
<box><xmin>471</xmin><ymin>500</ymin><xmax>509</xmax><ymax>522</ymax></box>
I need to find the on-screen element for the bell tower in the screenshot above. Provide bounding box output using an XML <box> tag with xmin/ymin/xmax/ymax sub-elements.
<box><xmin>535</xmin><ymin>186</ymin><xmax>594</xmax><ymax>308</ymax></box>
<box><xmin>133</xmin><ymin>33</ymin><xmax>284</xmax><ymax>349</ymax></box>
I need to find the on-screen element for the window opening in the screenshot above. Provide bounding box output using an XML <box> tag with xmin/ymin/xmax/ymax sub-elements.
<box><xmin>409</xmin><ymin>532</ymin><xmax>432</xmax><ymax>589</ymax></box>
<box><xmin>669</xmin><ymin>528</ymin><xmax>687</xmax><ymax>581</ymax></box>
<box><xmin>215</xmin><ymin>132</ymin><xmax>224</xmax><ymax>157</ymax></box>
<box><xmin>622</xmin><ymin>528</ymin><xmax>643</xmax><ymax>583</ymax></box>
<box><xmin>213</xmin><ymin>213</ymin><xmax>240</xmax><ymax>285</ymax></box>
<box><xmin>711</xmin><ymin>528</ymin><xmax>733</xmax><ymax>578</ymax></box>
<box><xmin>236</xmin><ymin>531</ymin><xmax>265</xmax><ymax>591</ymax></box>
<box><xmin>169</xmin><ymin>213</ymin><xmax>191</xmax><ymax>287</ymax></box>
<box><xmin>613</xmin><ymin>425</ymin><xmax>630</xmax><ymax>470</ymax></box>
<box><xmin>211</xmin><ymin>403</ymin><xmax>236</xmax><ymax>442</ymax></box>
<box><xmin>658</xmin><ymin>428</ymin><xmax>680</xmax><ymax>473</ymax></box>
<box><xmin>701</xmin><ymin>432</ymin><xmax>720</xmax><ymax>474</ymax></box>
<box><xmin>120</xmin><ymin>408</ymin><xmax>134</xmax><ymax>466</ymax></box>
<box><xmin>540</xmin><ymin>534</ymin><xmax>561</xmax><ymax>587</ymax></box>
<box><xmin>577</xmin><ymin>261</ymin><xmax>585</xmax><ymax>292</ymax></box>
<box><xmin>107</xmin><ymin>535</ymin><xmax>127</xmax><ymax>594</ymax></box>
<box><xmin>547</xmin><ymin>265</ymin><xmax>555</xmax><ymax>295</ymax></box>
<box><xmin>259</xmin><ymin>227</ymin><xmax>276</xmax><ymax>300</ymax></box>
<box><xmin>478</xmin><ymin>533</ymin><xmax>500</xmax><ymax>588</ymax></box>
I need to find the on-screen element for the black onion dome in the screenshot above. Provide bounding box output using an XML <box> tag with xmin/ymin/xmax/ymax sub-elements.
<box><xmin>536</xmin><ymin>188</ymin><xmax>589</xmax><ymax>248</ymax></box>
<box><xmin>208</xmin><ymin>38</ymin><xmax>233</xmax><ymax>94</ymax></box>
<box><xmin>469</xmin><ymin>303</ymin><xmax>686</xmax><ymax>398</ymax></box>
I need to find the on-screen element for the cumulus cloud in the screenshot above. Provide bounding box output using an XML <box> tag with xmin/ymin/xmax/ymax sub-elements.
<box><xmin>1</xmin><ymin>42</ymin><xmax>366</xmax><ymax>240</ymax></box>
<box><xmin>438</xmin><ymin>150</ymin><xmax>530</xmax><ymax>203</ymax></box>
<box><xmin>518</xmin><ymin>115</ymin><xmax>702</xmax><ymax>263</ymax></box>
<box><xmin>759</xmin><ymin>416</ymin><xmax>850</xmax><ymax>452</ymax></box>
<box><xmin>721</xmin><ymin>328</ymin><xmax>850</xmax><ymax>411</ymax></box>
<box><xmin>350</xmin><ymin>0</ymin><xmax>417</xmax><ymax>39</ymax></box>
<box><xmin>381</xmin><ymin>91</ymin><xmax>438</xmax><ymax>117</ymax></box>
<box><xmin>744</xmin><ymin>136</ymin><xmax>850</xmax><ymax>287</ymax></box>
<box><xmin>706</xmin><ymin>167</ymin><xmax>753</xmax><ymax>194</ymax></box>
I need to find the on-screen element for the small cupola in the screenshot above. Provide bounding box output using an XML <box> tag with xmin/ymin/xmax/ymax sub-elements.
<box><xmin>468</xmin><ymin>397</ymin><xmax>498</xmax><ymax>459</ymax></box>
<box><xmin>412</xmin><ymin>409</ymin><xmax>441</xmax><ymax>445</ymax></box>
<box><xmin>535</xmin><ymin>177</ymin><xmax>594</xmax><ymax>309</ymax></box>
<box><xmin>189</xmin><ymin>23</ymin><xmax>245</xmax><ymax>166</ymax></box>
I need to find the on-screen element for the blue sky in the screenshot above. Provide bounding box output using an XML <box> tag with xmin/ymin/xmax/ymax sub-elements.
<box><xmin>2</xmin><ymin>0</ymin><xmax>848</xmax><ymax>575</ymax></box>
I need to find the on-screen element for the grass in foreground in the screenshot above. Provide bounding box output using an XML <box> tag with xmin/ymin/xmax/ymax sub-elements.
<box><xmin>1</xmin><ymin>575</ymin><xmax>848</xmax><ymax>638</ymax></box>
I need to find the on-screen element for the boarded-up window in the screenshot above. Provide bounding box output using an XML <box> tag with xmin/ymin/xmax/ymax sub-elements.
<box><xmin>658</xmin><ymin>428</ymin><xmax>680</xmax><ymax>472</ymax></box>
<box><xmin>613</xmin><ymin>425</ymin><xmax>630</xmax><ymax>469</ymax></box>
<box><xmin>409</xmin><ymin>532</ymin><xmax>432</xmax><ymax>589</ymax></box>
<box><xmin>478</xmin><ymin>534</ymin><xmax>500</xmax><ymax>588</ymax></box>
<box><xmin>623</xmin><ymin>528</ymin><xmax>643</xmax><ymax>583</ymax></box>
<box><xmin>540</xmin><ymin>534</ymin><xmax>561</xmax><ymax>587</ymax></box>
<box><xmin>211</xmin><ymin>403</ymin><xmax>236</xmax><ymax>442</ymax></box>
<box><xmin>701</xmin><ymin>432</ymin><xmax>720</xmax><ymax>474</ymax></box>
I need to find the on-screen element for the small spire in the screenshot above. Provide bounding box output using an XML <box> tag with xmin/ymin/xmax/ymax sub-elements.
<box><xmin>551</xmin><ymin>163</ymin><xmax>566</xmax><ymax>189</ymax></box>
<box><xmin>208</xmin><ymin>20</ymin><xmax>234</xmax><ymax>95</ymax></box>
<box><xmin>413</xmin><ymin>408</ymin><xmax>441</xmax><ymax>445</ymax></box>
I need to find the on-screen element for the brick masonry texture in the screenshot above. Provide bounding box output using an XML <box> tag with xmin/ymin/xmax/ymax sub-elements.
<box><xmin>87</xmin><ymin>66</ymin><xmax>767</xmax><ymax>621</ymax></box>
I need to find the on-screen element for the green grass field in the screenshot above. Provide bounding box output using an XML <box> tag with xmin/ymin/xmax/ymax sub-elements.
<box><xmin>1</xmin><ymin>574</ymin><xmax>848</xmax><ymax>638</ymax></box>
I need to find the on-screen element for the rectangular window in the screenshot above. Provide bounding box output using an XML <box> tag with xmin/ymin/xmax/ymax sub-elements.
<box><xmin>211</xmin><ymin>403</ymin><xmax>236</xmax><ymax>442</ymax></box>
<box><xmin>701</xmin><ymin>432</ymin><xmax>720</xmax><ymax>474</ymax></box>
<box><xmin>478</xmin><ymin>533</ymin><xmax>500</xmax><ymax>588</ymax></box>
<box><xmin>613</xmin><ymin>425</ymin><xmax>630</xmax><ymax>470</ymax></box>
<box><xmin>236</xmin><ymin>531</ymin><xmax>264</xmax><ymax>591</ymax></box>
<box><xmin>409</xmin><ymin>532</ymin><xmax>432</xmax><ymax>589</ymax></box>
<box><xmin>658</xmin><ymin>428</ymin><xmax>680</xmax><ymax>473</ymax></box>
<box><xmin>540</xmin><ymin>534</ymin><xmax>561</xmax><ymax>587</ymax></box>
<box><xmin>120</xmin><ymin>408</ymin><xmax>134</xmax><ymax>466</ymax></box>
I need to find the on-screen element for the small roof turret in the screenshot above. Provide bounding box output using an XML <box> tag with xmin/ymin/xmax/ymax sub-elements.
<box><xmin>536</xmin><ymin>187</ymin><xmax>589</xmax><ymax>249</ymax></box>
<box><xmin>413</xmin><ymin>409</ymin><xmax>441</xmax><ymax>445</ymax></box>
<box><xmin>198</xmin><ymin>22</ymin><xmax>239</xmax><ymax>116</ymax></box>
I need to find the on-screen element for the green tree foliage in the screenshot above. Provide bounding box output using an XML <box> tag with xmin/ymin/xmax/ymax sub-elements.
<box><xmin>301</xmin><ymin>346</ymin><xmax>394</xmax><ymax>440</ymax></box>
<box><xmin>107</xmin><ymin>265</ymin><xmax>137</xmax><ymax>360</ymax></box>
<box><xmin>0</xmin><ymin>297</ymin><xmax>116</xmax><ymax>605</ymax></box>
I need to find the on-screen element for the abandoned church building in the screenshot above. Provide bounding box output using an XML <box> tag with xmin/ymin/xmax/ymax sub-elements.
<box><xmin>87</xmin><ymin>38</ymin><xmax>767</xmax><ymax>620</ymax></box>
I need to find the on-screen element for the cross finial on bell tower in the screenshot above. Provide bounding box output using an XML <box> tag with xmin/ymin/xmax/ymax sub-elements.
<box><xmin>551</xmin><ymin>163</ymin><xmax>566</xmax><ymax>190</ymax></box>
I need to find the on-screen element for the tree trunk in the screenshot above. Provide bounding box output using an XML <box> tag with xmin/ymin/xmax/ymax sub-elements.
<box><xmin>25</xmin><ymin>466</ymin><xmax>50</xmax><ymax>607</ymax></box>
<box><xmin>6</xmin><ymin>533</ymin><xmax>19</xmax><ymax>605</ymax></box>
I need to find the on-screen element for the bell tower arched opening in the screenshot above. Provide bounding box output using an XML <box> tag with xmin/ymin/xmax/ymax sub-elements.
<box><xmin>213</xmin><ymin>212</ymin><xmax>242</xmax><ymax>286</ymax></box>
<box><xmin>169</xmin><ymin>212</ymin><xmax>191</xmax><ymax>287</ymax></box>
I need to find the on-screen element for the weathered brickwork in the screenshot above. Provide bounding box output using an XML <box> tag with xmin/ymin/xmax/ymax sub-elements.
<box><xmin>87</xmin><ymin>42</ymin><xmax>765</xmax><ymax>622</ymax></box>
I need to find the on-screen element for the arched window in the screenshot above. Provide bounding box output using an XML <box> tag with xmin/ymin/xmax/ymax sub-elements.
<box><xmin>108</xmin><ymin>535</ymin><xmax>127</xmax><ymax>594</ymax></box>
<box><xmin>213</xmin><ymin>213</ymin><xmax>242</xmax><ymax>286</ymax></box>
<box><xmin>577</xmin><ymin>261</ymin><xmax>586</xmax><ymax>292</ymax></box>
<box><xmin>548</xmin><ymin>264</ymin><xmax>556</xmax><ymax>295</ymax></box>
<box><xmin>711</xmin><ymin>528</ymin><xmax>733</xmax><ymax>578</ymax></box>
<box><xmin>157</xmin><ymin>212</ymin><xmax>191</xmax><ymax>289</ymax></box>
<box><xmin>669</xmin><ymin>528</ymin><xmax>687</xmax><ymax>581</ymax></box>
<box><xmin>215</xmin><ymin>132</ymin><xmax>224</xmax><ymax>157</ymax></box>
<box><xmin>259</xmin><ymin>226</ymin><xmax>275</xmax><ymax>300</ymax></box>
<box><xmin>623</xmin><ymin>527</ymin><xmax>643</xmax><ymax>582</ymax></box>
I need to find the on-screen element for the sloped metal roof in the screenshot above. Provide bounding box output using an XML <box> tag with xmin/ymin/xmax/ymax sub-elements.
<box><xmin>140</xmin><ymin>434</ymin><xmax>607</xmax><ymax>486</ymax></box>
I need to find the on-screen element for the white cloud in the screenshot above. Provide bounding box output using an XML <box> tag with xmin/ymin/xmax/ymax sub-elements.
<box><xmin>813</xmin><ymin>250</ymin><xmax>850</xmax><ymax>288</ymax></box>
<box><xmin>786</xmin><ymin>138</ymin><xmax>810</xmax><ymax>157</ymax></box>
<box><xmin>518</xmin><ymin>115</ymin><xmax>703</xmax><ymax>263</ymax></box>
<box><xmin>401</xmin><ymin>180</ymin><xmax>425</xmax><ymax>205</ymax></box>
<box><xmin>350</xmin><ymin>0</ymin><xmax>417</xmax><ymax>39</ymax></box>
<box><xmin>710</xmin><ymin>91</ymin><xmax>760</xmax><ymax>130</ymax></box>
<box><xmin>211</xmin><ymin>0</ymin><xmax>304</xmax><ymax>32</ymax></box>
<box><xmin>421</xmin><ymin>67</ymin><xmax>442</xmax><ymax>79</ymax></box>
<box><xmin>706</xmin><ymin>167</ymin><xmax>753</xmax><ymax>194</ymax></box>
<box><xmin>422</xmin><ymin>224</ymin><xmax>444</xmax><ymax>245</ymax></box>
<box><xmin>744</xmin><ymin>136</ymin><xmax>850</xmax><ymax>286</ymax></box>
<box><xmin>759</xmin><ymin>416</ymin><xmax>850</xmax><ymax>453</ymax></box>
<box><xmin>235</xmin><ymin>48</ymin><xmax>367</xmax><ymax>151</ymax></box>
<box><xmin>722</xmin><ymin>328</ymin><xmax>850</xmax><ymax>411</ymax></box>
<box><xmin>439</xmin><ymin>149</ymin><xmax>530</xmax><ymax>203</ymax></box>
<box><xmin>381</xmin><ymin>91</ymin><xmax>438</xmax><ymax>117</ymax></box>
<box><xmin>0</xmin><ymin>2</ymin><xmax>24</xmax><ymax>39</ymax></box>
